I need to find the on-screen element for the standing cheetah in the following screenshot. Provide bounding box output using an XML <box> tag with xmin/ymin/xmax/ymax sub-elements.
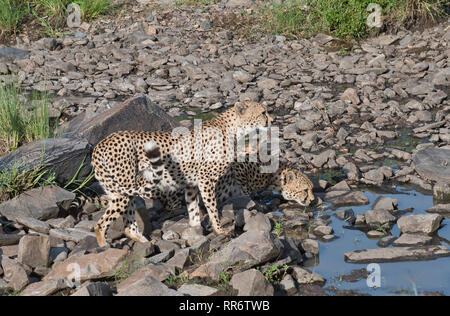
<box><xmin>92</xmin><ymin>101</ymin><xmax>272</xmax><ymax>247</ymax></box>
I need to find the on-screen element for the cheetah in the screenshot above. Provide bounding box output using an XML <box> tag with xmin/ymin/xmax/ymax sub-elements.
<box><xmin>139</xmin><ymin>144</ymin><xmax>315</xmax><ymax>224</ymax></box>
<box><xmin>224</xmin><ymin>161</ymin><xmax>315</xmax><ymax>206</ymax></box>
<box><xmin>92</xmin><ymin>101</ymin><xmax>272</xmax><ymax>247</ymax></box>
<box><xmin>164</xmin><ymin>161</ymin><xmax>315</xmax><ymax>211</ymax></box>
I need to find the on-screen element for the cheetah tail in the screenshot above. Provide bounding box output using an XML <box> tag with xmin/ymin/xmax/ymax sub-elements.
<box><xmin>144</xmin><ymin>141</ymin><xmax>164</xmax><ymax>181</ymax></box>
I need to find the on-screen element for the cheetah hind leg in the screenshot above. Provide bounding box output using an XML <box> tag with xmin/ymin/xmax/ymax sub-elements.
<box><xmin>124</xmin><ymin>197</ymin><xmax>149</xmax><ymax>243</ymax></box>
<box><xmin>95</xmin><ymin>193</ymin><xmax>129</xmax><ymax>247</ymax></box>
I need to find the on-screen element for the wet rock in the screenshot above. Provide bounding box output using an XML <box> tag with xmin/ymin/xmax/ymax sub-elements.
<box><xmin>71</xmin><ymin>282</ymin><xmax>112</xmax><ymax>296</ymax></box>
<box><xmin>413</xmin><ymin>147</ymin><xmax>450</xmax><ymax>184</ymax></box>
<box><xmin>61</xmin><ymin>96</ymin><xmax>179</xmax><ymax>146</ymax></box>
<box><xmin>45</xmin><ymin>248</ymin><xmax>128</xmax><ymax>282</ymax></box>
<box><xmin>300</xmin><ymin>239</ymin><xmax>319</xmax><ymax>256</ymax></box>
<box><xmin>291</xmin><ymin>266</ymin><xmax>325</xmax><ymax>285</ymax></box>
<box><xmin>392</xmin><ymin>234</ymin><xmax>433</xmax><ymax>247</ymax></box>
<box><xmin>345</xmin><ymin>245</ymin><xmax>450</xmax><ymax>263</ymax></box>
<box><xmin>313</xmin><ymin>226</ymin><xmax>333</xmax><ymax>236</ymax></box>
<box><xmin>0</xmin><ymin>138</ymin><xmax>91</xmax><ymax>184</ymax></box>
<box><xmin>397</xmin><ymin>214</ymin><xmax>443</xmax><ymax>235</ymax></box>
<box><xmin>362</xmin><ymin>167</ymin><xmax>391</xmax><ymax>185</ymax></box>
<box><xmin>328</xmin><ymin>181</ymin><xmax>351</xmax><ymax>192</ymax></box>
<box><xmin>407</xmin><ymin>175</ymin><xmax>433</xmax><ymax>191</ymax></box>
<box><xmin>230</xmin><ymin>269</ymin><xmax>274</xmax><ymax>296</ymax></box>
<box><xmin>364</xmin><ymin>210</ymin><xmax>396</xmax><ymax>229</ymax></box>
<box><xmin>191</xmin><ymin>231</ymin><xmax>282</xmax><ymax>280</ymax></box>
<box><xmin>178</xmin><ymin>284</ymin><xmax>219</xmax><ymax>296</ymax></box>
<box><xmin>366</xmin><ymin>230</ymin><xmax>386</xmax><ymax>238</ymax></box>
<box><xmin>425</xmin><ymin>204</ymin><xmax>450</xmax><ymax>217</ymax></box>
<box><xmin>434</xmin><ymin>182</ymin><xmax>450</xmax><ymax>201</ymax></box>
<box><xmin>0</xmin><ymin>186</ymin><xmax>75</xmax><ymax>222</ymax></box>
<box><xmin>377</xmin><ymin>236</ymin><xmax>397</xmax><ymax>247</ymax></box>
<box><xmin>335</xmin><ymin>209</ymin><xmax>356</xmax><ymax>225</ymax></box>
<box><xmin>18</xmin><ymin>235</ymin><xmax>51</xmax><ymax>268</ymax></box>
<box><xmin>322</xmin><ymin>191</ymin><xmax>369</xmax><ymax>207</ymax></box>
<box><xmin>117</xmin><ymin>276</ymin><xmax>180</xmax><ymax>296</ymax></box>
<box><xmin>372</xmin><ymin>197</ymin><xmax>398</xmax><ymax>211</ymax></box>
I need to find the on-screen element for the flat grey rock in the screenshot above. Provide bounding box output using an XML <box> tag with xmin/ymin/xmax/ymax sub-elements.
<box><xmin>345</xmin><ymin>245</ymin><xmax>450</xmax><ymax>263</ymax></box>
<box><xmin>0</xmin><ymin>47</ymin><xmax>29</xmax><ymax>61</ymax></box>
<box><xmin>426</xmin><ymin>204</ymin><xmax>450</xmax><ymax>217</ymax></box>
<box><xmin>413</xmin><ymin>147</ymin><xmax>450</xmax><ymax>184</ymax></box>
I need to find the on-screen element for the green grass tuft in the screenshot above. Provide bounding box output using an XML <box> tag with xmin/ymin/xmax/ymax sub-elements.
<box><xmin>261</xmin><ymin>0</ymin><xmax>447</xmax><ymax>39</ymax></box>
<box><xmin>0</xmin><ymin>163</ymin><xmax>56</xmax><ymax>201</ymax></box>
<box><xmin>0</xmin><ymin>0</ymin><xmax>118</xmax><ymax>35</ymax></box>
<box><xmin>0</xmin><ymin>0</ymin><xmax>28</xmax><ymax>35</ymax></box>
<box><xmin>0</xmin><ymin>83</ymin><xmax>56</xmax><ymax>152</ymax></box>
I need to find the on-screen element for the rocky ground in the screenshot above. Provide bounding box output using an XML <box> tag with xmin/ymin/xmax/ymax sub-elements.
<box><xmin>0</xmin><ymin>0</ymin><xmax>449</xmax><ymax>296</ymax></box>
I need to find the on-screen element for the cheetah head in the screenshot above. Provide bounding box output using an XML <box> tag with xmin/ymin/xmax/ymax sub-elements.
<box><xmin>279</xmin><ymin>168</ymin><xmax>315</xmax><ymax>207</ymax></box>
<box><xmin>234</xmin><ymin>101</ymin><xmax>273</xmax><ymax>130</ymax></box>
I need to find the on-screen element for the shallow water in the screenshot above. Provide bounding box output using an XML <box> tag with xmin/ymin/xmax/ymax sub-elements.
<box><xmin>307</xmin><ymin>187</ymin><xmax>450</xmax><ymax>296</ymax></box>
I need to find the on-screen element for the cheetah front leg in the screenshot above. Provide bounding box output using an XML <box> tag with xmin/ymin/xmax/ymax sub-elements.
<box><xmin>185</xmin><ymin>186</ymin><xmax>202</xmax><ymax>227</ymax></box>
<box><xmin>198</xmin><ymin>171</ymin><xmax>229</xmax><ymax>236</ymax></box>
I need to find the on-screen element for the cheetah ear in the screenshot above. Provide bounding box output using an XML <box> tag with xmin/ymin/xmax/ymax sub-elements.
<box><xmin>285</xmin><ymin>170</ymin><xmax>295</xmax><ymax>184</ymax></box>
<box><xmin>235</xmin><ymin>102</ymin><xmax>248</xmax><ymax>116</ymax></box>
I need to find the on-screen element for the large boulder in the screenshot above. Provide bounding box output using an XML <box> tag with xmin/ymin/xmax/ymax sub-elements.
<box><xmin>0</xmin><ymin>137</ymin><xmax>91</xmax><ymax>184</ymax></box>
<box><xmin>191</xmin><ymin>231</ymin><xmax>282</xmax><ymax>280</ymax></box>
<box><xmin>397</xmin><ymin>214</ymin><xmax>443</xmax><ymax>235</ymax></box>
<box><xmin>61</xmin><ymin>96</ymin><xmax>179</xmax><ymax>146</ymax></box>
<box><xmin>44</xmin><ymin>248</ymin><xmax>128</xmax><ymax>282</ymax></box>
<box><xmin>0</xmin><ymin>186</ymin><xmax>75</xmax><ymax>222</ymax></box>
<box><xmin>413</xmin><ymin>147</ymin><xmax>450</xmax><ymax>184</ymax></box>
